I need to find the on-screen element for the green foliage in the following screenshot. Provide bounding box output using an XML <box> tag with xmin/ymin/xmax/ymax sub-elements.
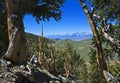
<box><xmin>88</xmin><ymin>48</ymin><xmax>105</xmax><ymax>83</ymax></box>
<box><xmin>26</xmin><ymin>33</ymin><xmax>54</xmax><ymax>56</ymax></box>
<box><xmin>78</xmin><ymin>60</ymin><xmax>88</xmax><ymax>83</ymax></box>
<box><xmin>55</xmin><ymin>50</ymin><xmax>65</xmax><ymax>75</ymax></box>
<box><xmin>26</xmin><ymin>33</ymin><xmax>88</xmax><ymax>81</ymax></box>
<box><xmin>86</xmin><ymin>0</ymin><xmax>120</xmax><ymax>76</ymax></box>
<box><xmin>63</xmin><ymin>41</ymin><xmax>88</xmax><ymax>81</ymax></box>
<box><xmin>108</xmin><ymin>64</ymin><xmax>120</xmax><ymax>77</ymax></box>
<box><xmin>25</xmin><ymin>32</ymin><xmax>92</xmax><ymax>60</ymax></box>
<box><xmin>91</xmin><ymin>0</ymin><xmax>120</xmax><ymax>54</ymax></box>
<box><xmin>87</xmin><ymin>36</ymin><xmax>107</xmax><ymax>83</ymax></box>
<box><xmin>103</xmin><ymin>25</ymin><xmax>120</xmax><ymax>56</ymax></box>
<box><xmin>0</xmin><ymin>0</ymin><xmax>64</xmax><ymax>28</ymax></box>
<box><xmin>20</xmin><ymin>0</ymin><xmax>65</xmax><ymax>22</ymax></box>
<box><xmin>98</xmin><ymin>25</ymin><xmax>120</xmax><ymax>63</ymax></box>
<box><xmin>92</xmin><ymin>0</ymin><xmax>120</xmax><ymax>21</ymax></box>
<box><xmin>54</xmin><ymin>39</ymin><xmax>92</xmax><ymax>61</ymax></box>
<box><xmin>0</xmin><ymin>0</ymin><xmax>64</xmax><ymax>57</ymax></box>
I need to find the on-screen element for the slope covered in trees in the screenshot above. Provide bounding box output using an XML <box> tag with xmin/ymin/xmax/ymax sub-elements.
<box><xmin>0</xmin><ymin>0</ymin><xmax>120</xmax><ymax>82</ymax></box>
<box><xmin>26</xmin><ymin>32</ymin><xmax>92</xmax><ymax>60</ymax></box>
<box><xmin>26</xmin><ymin>32</ymin><xmax>88</xmax><ymax>82</ymax></box>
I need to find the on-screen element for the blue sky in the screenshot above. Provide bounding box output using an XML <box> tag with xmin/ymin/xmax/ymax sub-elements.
<box><xmin>23</xmin><ymin>0</ymin><xmax>92</xmax><ymax>36</ymax></box>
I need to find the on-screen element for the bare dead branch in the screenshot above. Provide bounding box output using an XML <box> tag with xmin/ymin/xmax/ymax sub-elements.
<box><xmin>93</xmin><ymin>13</ymin><xmax>120</xmax><ymax>49</ymax></box>
<box><xmin>102</xmin><ymin>19</ymin><xmax>120</xmax><ymax>49</ymax></box>
<box><xmin>103</xmin><ymin>70</ymin><xmax>119</xmax><ymax>83</ymax></box>
<box><xmin>102</xmin><ymin>28</ymin><xmax>120</xmax><ymax>49</ymax></box>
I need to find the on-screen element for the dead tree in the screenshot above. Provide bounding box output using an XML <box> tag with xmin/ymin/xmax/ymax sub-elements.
<box><xmin>38</xmin><ymin>24</ymin><xmax>44</xmax><ymax>67</ymax></box>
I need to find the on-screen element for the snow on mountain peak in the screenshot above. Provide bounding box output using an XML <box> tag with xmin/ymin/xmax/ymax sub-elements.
<box><xmin>46</xmin><ymin>32</ymin><xmax>92</xmax><ymax>41</ymax></box>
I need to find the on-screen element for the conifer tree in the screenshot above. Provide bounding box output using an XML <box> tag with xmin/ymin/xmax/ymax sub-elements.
<box><xmin>78</xmin><ymin>0</ymin><xmax>106</xmax><ymax>79</ymax></box>
<box><xmin>78</xmin><ymin>0</ymin><xmax>120</xmax><ymax>82</ymax></box>
<box><xmin>1</xmin><ymin>0</ymin><xmax>64</xmax><ymax>64</ymax></box>
<box><xmin>63</xmin><ymin>41</ymin><xmax>88</xmax><ymax>81</ymax></box>
<box><xmin>88</xmin><ymin>48</ymin><xmax>105</xmax><ymax>83</ymax></box>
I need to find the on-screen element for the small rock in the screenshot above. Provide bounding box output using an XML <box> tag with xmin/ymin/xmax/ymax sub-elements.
<box><xmin>12</xmin><ymin>78</ymin><xmax>16</xmax><ymax>81</ymax></box>
<box><xmin>0</xmin><ymin>74</ymin><xmax>3</xmax><ymax>78</ymax></box>
<box><xmin>7</xmin><ymin>61</ymin><xmax>11</xmax><ymax>65</ymax></box>
<box><xmin>20</xmin><ymin>65</ymin><xmax>25</xmax><ymax>69</ymax></box>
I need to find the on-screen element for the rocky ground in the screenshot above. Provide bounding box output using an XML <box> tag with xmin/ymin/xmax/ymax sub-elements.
<box><xmin>0</xmin><ymin>58</ymin><xmax>63</xmax><ymax>83</ymax></box>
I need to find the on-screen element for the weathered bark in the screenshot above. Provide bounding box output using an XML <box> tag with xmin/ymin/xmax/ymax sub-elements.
<box><xmin>93</xmin><ymin>13</ymin><xmax>120</xmax><ymax>49</ymax></box>
<box><xmin>102</xmin><ymin>28</ymin><xmax>120</xmax><ymax>49</ymax></box>
<box><xmin>4</xmin><ymin>0</ymin><xmax>27</xmax><ymax>64</ymax></box>
<box><xmin>38</xmin><ymin>25</ymin><xmax>44</xmax><ymax>66</ymax></box>
<box><xmin>103</xmin><ymin>70</ymin><xmax>119</xmax><ymax>83</ymax></box>
<box><xmin>102</xmin><ymin>20</ymin><xmax>120</xmax><ymax>49</ymax></box>
<box><xmin>64</xmin><ymin>59</ymin><xmax>70</xmax><ymax>78</ymax></box>
<box><xmin>79</xmin><ymin>0</ymin><xmax>106</xmax><ymax>80</ymax></box>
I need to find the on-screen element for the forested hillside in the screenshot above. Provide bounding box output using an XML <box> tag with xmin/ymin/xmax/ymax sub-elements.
<box><xmin>0</xmin><ymin>0</ymin><xmax>120</xmax><ymax>83</ymax></box>
<box><xmin>26</xmin><ymin>32</ymin><xmax>92</xmax><ymax>61</ymax></box>
<box><xmin>25</xmin><ymin>32</ymin><xmax>88</xmax><ymax>82</ymax></box>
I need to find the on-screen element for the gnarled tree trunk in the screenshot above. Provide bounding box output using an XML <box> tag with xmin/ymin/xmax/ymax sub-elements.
<box><xmin>79</xmin><ymin>0</ymin><xmax>106</xmax><ymax>80</ymax></box>
<box><xmin>4</xmin><ymin>0</ymin><xmax>27</xmax><ymax>64</ymax></box>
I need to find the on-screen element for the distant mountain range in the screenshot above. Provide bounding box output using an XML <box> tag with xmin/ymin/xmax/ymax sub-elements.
<box><xmin>45</xmin><ymin>32</ymin><xmax>93</xmax><ymax>41</ymax></box>
<box><xmin>25</xmin><ymin>32</ymin><xmax>92</xmax><ymax>61</ymax></box>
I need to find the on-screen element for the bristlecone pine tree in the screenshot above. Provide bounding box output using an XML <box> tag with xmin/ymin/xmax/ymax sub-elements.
<box><xmin>1</xmin><ymin>0</ymin><xmax>64</xmax><ymax>64</ymax></box>
<box><xmin>79</xmin><ymin>0</ymin><xmax>106</xmax><ymax>79</ymax></box>
<box><xmin>38</xmin><ymin>26</ymin><xmax>57</xmax><ymax>75</ymax></box>
<box><xmin>79</xmin><ymin>0</ymin><xmax>120</xmax><ymax>82</ymax></box>
<box><xmin>4</xmin><ymin>0</ymin><xmax>27</xmax><ymax>63</ymax></box>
